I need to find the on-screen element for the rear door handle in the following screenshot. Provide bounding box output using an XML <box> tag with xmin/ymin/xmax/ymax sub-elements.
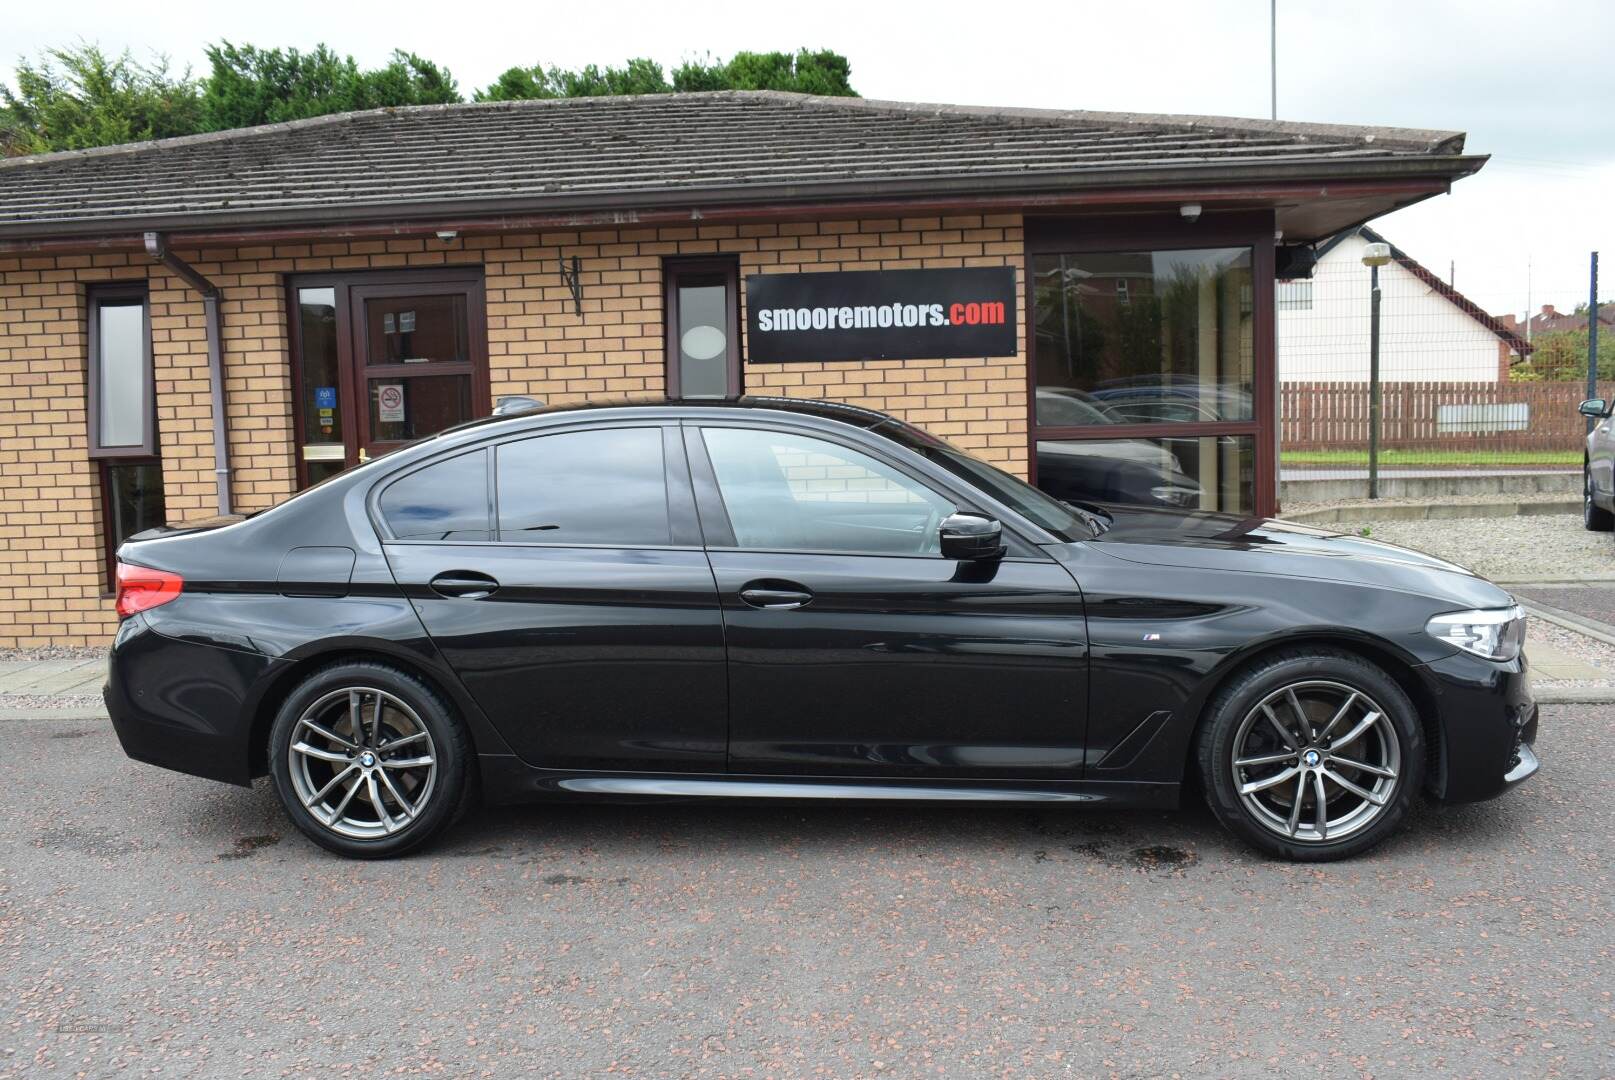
<box><xmin>739</xmin><ymin>581</ymin><xmax>814</xmax><ymax>609</ymax></box>
<box><xmin>428</xmin><ymin>571</ymin><xmax>500</xmax><ymax>599</ymax></box>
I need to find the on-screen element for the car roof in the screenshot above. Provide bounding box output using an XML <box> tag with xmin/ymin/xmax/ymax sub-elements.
<box><xmin>434</xmin><ymin>394</ymin><xmax>892</xmax><ymax>442</ymax></box>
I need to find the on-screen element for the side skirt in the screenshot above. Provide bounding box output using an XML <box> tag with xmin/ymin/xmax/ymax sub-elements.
<box><xmin>476</xmin><ymin>755</ymin><xmax>1181</xmax><ymax>810</ymax></box>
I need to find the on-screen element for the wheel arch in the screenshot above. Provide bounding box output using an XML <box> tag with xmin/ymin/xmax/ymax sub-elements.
<box><xmin>1179</xmin><ymin>631</ymin><xmax>1442</xmax><ymax>796</ymax></box>
<box><xmin>246</xmin><ymin>643</ymin><xmax>502</xmax><ymax>779</ymax></box>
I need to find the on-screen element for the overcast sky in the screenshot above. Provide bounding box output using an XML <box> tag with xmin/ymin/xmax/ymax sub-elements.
<box><xmin>8</xmin><ymin>0</ymin><xmax>1611</xmax><ymax>315</ymax></box>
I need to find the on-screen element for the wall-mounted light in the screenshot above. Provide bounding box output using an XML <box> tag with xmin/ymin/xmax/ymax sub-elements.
<box><xmin>1179</xmin><ymin>203</ymin><xmax>1202</xmax><ymax>222</ymax></box>
<box><xmin>435</xmin><ymin>230</ymin><xmax>459</xmax><ymax>243</ymax></box>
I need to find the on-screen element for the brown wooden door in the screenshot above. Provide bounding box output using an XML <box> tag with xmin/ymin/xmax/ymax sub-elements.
<box><xmin>289</xmin><ymin>270</ymin><xmax>488</xmax><ymax>487</ymax></box>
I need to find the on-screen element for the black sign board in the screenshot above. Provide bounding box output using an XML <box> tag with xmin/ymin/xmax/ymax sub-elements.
<box><xmin>745</xmin><ymin>268</ymin><xmax>1018</xmax><ymax>363</ymax></box>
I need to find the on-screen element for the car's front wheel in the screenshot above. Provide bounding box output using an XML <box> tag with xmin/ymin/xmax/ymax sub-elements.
<box><xmin>1196</xmin><ymin>649</ymin><xmax>1424</xmax><ymax>861</ymax></box>
<box><xmin>268</xmin><ymin>661</ymin><xmax>471</xmax><ymax>858</ymax></box>
<box><xmin>1584</xmin><ymin>466</ymin><xmax>1613</xmax><ymax>531</ymax></box>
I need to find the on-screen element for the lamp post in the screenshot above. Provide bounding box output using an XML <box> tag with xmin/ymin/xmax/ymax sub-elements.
<box><xmin>1361</xmin><ymin>241</ymin><xmax>1393</xmax><ymax>498</ymax></box>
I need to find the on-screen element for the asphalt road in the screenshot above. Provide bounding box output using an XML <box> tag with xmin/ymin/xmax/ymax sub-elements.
<box><xmin>1</xmin><ymin>708</ymin><xmax>1609</xmax><ymax>1078</ymax></box>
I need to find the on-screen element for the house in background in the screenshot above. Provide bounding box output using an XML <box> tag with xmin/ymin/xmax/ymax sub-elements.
<box><xmin>1529</xmin><ymin>302</ymin><xmax>1612</xmax><ymax>337</ymax></box>
<box><xmin>1277</xmin><ymin>226</ymin><xmax>1530</xmax><ymax>382</ymax></box>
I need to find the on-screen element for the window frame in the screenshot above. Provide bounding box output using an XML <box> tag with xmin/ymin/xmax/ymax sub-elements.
<box><xmin>374</xmin><ymin>447</ymin><xmax>495</xmax><ymax>544</ymax></box>
<box><xmin>1023</xmin><ymin>212</ymin><xmax>1277</xmax><ymax>517</ymax></box>
<box><xmin>491</xmin><ymin>425</ymin><xmax>676</xmax><ymax>548</ymax></box>
<box><xmin>664</xmin><ymin>257</ymin><xmax>742</xmax><ymax>399</ymax></box>
<box><xmin>286</xmin><ymin>268</ymin><xmax>489</xmax><ymax>489</ymax></box>
<box><xmin>369</xmin><ymin>422</ymin><xmax>702</xmax><ymax>551</ymax></box>
<box><xmin>687</xmin><ymin>422</ymin><xmax>969</xmax><ymax>560</ymax></box>
<box><xmin>86</xmin><ymin>284</ymin><xmax>157</xmax><ymax>460</ymax></box>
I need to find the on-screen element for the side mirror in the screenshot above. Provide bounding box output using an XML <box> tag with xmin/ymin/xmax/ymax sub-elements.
<box><xmin>939</xmin><ymin>512</ymin><xmax>1004</xmax><ymax>560</ymax></box>
<box><xmin>1579</xmin><ymin>398</ymin><xmax>1609</xmax><ymax>418</ymax></box>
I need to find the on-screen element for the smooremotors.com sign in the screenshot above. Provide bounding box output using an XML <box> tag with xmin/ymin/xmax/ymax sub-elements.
<box><xmin>745</xmin><ymin>268</ymin><xmax>1017</xmax><ymax>363</ymax></box>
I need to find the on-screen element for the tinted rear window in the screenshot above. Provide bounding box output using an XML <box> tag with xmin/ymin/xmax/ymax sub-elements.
<box><xmin>496</xmin><ymin>428</ymin><xmax>669</xmax><ymax>546</ymax></box>
<box><xmin>378</xmin><ymin>449</ymin><xmax>490</xmax><ymax>541</ymax></box>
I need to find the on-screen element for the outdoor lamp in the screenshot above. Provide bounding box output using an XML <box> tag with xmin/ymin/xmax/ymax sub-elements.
<box><xmin>1361</xmin><ymin>240</ymin><xmax>1392</xmax><ymax>497</ymax></box>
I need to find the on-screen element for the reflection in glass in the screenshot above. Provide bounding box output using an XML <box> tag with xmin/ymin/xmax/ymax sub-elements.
<box><xmin>105</xmin><ymin>461</ymin><xmax>166</xmax><ymax>546</ymax></box>
<box><xmin>1032</xmin><ymin>248</ymin><xmax>1254</xmax><ymax>424</ymax></box>
<box><xmin>1036</xmin><ymin>435</ymin><xmax>1254</xmax><ymax>515</ymax></box>
<box><xmin>702</xmin><ymin>428</ymin><xmax>955</xmax><ymax>555</ymax></box>
<box><xmin>97</xmin><ymin>301</ymin><xmax>147</xmax><ymax>447</ymax></box>
<box><xmin>497</xmin><ymin>429</ymin><xmax>669</xmax><ymax>545</ymax></box>
<box><xmin>378</xmin><ymin>450</ymin><xmax>489</xmax><ymax>541</ymax></box>
<box><xmin>365</xmin><ymin>295</ymin><xmax>469</xmax><ymax>364</ymax></box>
<box><xmin>298</xmin><ymin>288</ymin><xmax>341</xmax><ymax>451</ymax></box>
<box><xmin>677</xmin><ymin>284</ymin><xmax>730</xmax><ymax>398</ymax></box>
<box><xmin>368</xmin><ymin>375</ymin><xmax>472</xmax><ymax>442</ymax></box>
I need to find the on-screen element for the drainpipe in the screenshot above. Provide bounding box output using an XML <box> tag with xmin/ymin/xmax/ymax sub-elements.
<box><xmin>143</xmin><ymin>232</ymin><xmax>232</xmax><ymax>516</ymax></box>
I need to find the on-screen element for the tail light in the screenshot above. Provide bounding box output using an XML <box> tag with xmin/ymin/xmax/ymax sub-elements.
<box><xmin>114</xmin><ymin>561</ymin><xmax>184</xmax><ymax>618</ymax></box>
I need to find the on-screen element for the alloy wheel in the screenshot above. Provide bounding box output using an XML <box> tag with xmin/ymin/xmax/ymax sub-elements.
<box><xmin>1230</xmin><ymin>679</ymin><xmax>1402</xmax><ymax>844</ymax></box>
<box><xmin>287</xmin><ymin>687</ymin><xmax>438</xmax><ymax>840</ymax></box>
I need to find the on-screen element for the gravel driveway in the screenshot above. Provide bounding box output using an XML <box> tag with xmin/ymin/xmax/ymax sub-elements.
<box><xmin>1</xmin><ymin>713</ymin><xmax>1608</xmax><ymax>1078</ymax></box>
<box><xmin>1321</xmin><ymin>512</ymin><xmax>1609</xmax><ymax>583</ymax></box>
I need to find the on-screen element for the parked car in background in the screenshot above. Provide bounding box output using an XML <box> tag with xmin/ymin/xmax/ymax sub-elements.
<box><xmin>1034</xmin><ymin>388</ymin><xmax>1203</xmax><ymax>508</ymax></box>
<box><xmin>106</xmin><ymin>398</ymin><xmax>1537</xmax><ymax>862</ymax></box>
<box><xmin>1580</xmin><ymin>397</ymin><xmax>1614</xmax><ymax>531</ymax></box>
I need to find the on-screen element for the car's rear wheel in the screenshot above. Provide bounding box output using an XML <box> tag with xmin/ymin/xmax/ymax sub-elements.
<box><xmin>268</xmin><ymin>661</ymin><xmax>471</xmax><ymax>858</ymax></box>
<box><xmin>1196</xmin><ymin>649</ymin><xmax>1424</xmax><ymax>861</ymax></box>
<box><xmin>1584</xmin><ymin>466</ymin><xmax>1613</xmax><ymax>531</ymax></box>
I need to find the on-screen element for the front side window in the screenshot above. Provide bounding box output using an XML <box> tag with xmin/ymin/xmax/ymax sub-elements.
<box><xmin>701</xmin><ymin>428</ymin><xmax>954</xmax><ymax>556</ymax></box>
<box><xmin>665</xmin><ymin>259</ymin><xmax>740</xmax><ymax>399</ymax></box>
<box><xmin>88</xmin><ymin>286</ymin><xmax>165</xmax><ymax>589</ymax></box>
<box><xmin>379</xmin><ymin>450</ymin><xmax>490</xmax><ymax>541</ymax></box>
<box><xmin>496</xmin><ymin>428</ymin><xmax>670</xmax><ymax>546</ymax></box>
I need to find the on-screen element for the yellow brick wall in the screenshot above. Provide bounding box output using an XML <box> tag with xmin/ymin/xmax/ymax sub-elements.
<box><xmin>0</xmin><ymin>213</ymin><xmax>1026</xmax><ymax>647</ymax></box>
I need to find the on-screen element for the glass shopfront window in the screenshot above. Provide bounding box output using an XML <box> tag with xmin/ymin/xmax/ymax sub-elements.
<box><xmin>1033</xmin><ymin>248</ymin><xmax>1254</xmax><ymax>425</ymax></box>
<box><xmin>1031</xmin><ymin>244</ymin><xmax>1263</xmax><ymax>515</ymax></box>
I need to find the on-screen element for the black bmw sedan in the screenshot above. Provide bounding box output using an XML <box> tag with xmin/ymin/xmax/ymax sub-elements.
<box><xmin>106</xmin><ymin>398</ymin><xmax>1538</xmax><ymax>860</ymax></box>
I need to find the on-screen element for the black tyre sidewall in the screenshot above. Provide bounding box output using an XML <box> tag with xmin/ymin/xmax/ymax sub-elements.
<box><xmin>268</xmin><ymin>661</ymin><xmax>469</xmax><ymax>859</ymax></box>
<box><xmin>1197</xmin><ymin>650</ymin><xmax>1424</xmax><ymax>862</ymax></box>
<box><xmin>1585</xmin><ymin>468</ymin><xmax>1614</xmax><ymax>531</ymax></box>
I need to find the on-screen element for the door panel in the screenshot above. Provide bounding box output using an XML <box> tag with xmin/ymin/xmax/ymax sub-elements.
<box><xmin>708</xmin><ymin>551</ymin><xmax>1089</xmax><ymax>777</ymax></box>
<box><xmin>688</xmin><ymin>422</ymin><xmax>1089</xmax><ymax>779</ymax></box>
<box><xmin>387</xmin><ymin>543</ymin><xmax>727</xmax><ymax>772</ymax></box>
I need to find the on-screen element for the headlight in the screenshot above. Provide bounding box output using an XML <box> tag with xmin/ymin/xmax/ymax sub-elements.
<box><xmin>1425</xmin><ymin>605</ymin><xmax>1526</xmax><ymax>661</ymax></box>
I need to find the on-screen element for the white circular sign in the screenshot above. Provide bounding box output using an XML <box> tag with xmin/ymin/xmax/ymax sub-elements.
<box><xmin>680</xmin><ymin>325</ymin><xmax>726</xmax><ymax>361</ymax></box>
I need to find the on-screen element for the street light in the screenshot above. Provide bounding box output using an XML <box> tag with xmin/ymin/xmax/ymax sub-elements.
<box><xmin>1362</xmin><ymin>241</ymin><xmax>1393</xmax><ymax>499</ymax></box>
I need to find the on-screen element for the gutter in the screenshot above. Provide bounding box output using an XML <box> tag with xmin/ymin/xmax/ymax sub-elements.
<box><xmin>143</xmin><ymin>232</ymin><xmax>232</xmax><ymax>516</ymax></box>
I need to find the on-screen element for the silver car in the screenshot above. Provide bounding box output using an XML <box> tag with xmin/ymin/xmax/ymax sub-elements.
<box><xmin>1580</xmin><ymin>397</ymin><xmax>1614</xmax><ymax>530</ymax></box>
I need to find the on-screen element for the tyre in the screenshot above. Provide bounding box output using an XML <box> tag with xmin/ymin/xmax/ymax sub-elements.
<box><xmin>1584</xmin><ymin>466</ymin><xmax>1613</xmax><ymax>531</ymax></box>
<box><xmin>268</xmin><ymin>661</ymin><xmax>471</xmax><ymax>858</ymax></box>
<box><xmin>1195</xmin><ymin>648</ymin><xmax>1424</xmax><ymax>861</ymax></box>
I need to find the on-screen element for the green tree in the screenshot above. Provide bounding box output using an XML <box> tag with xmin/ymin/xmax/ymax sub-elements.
<box><xmin>1513</xmin><ymin>327</ymin><xmax>1615</xmax><ymax>382</ymax></box>
<box><xmin>479</xmin><ymin>49</ymin><xmax>857</xmax><ymax>102</ymax></box>
<box><xmin>200</xmin><ymin>42</ymin><xmax>460</xmax><ymax>130</ymax></box>
<box><xmin>0</xmin><ymin>44</ymin><xmax>202</xmax><ymax>154</ymax></box>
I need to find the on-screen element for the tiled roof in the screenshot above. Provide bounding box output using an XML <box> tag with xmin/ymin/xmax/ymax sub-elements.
<box><xmin>0</xmin><ymin>90</ymin><xmax>1481</xmax><ymax>238</ymax></box>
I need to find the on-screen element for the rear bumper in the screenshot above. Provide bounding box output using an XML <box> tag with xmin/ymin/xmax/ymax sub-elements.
<box><xmin>104</xmin><ymin>614</ymin><xmax>280</xmax><ymax>788</ymax></box>
<box><xmin>1418</xmin><ymin>649</ymin><xmax>1539</xmax><ymax>804</ymax></box>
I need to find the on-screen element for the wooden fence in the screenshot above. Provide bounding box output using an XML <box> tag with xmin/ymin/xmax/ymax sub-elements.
<box><xmin>1280</xmin><ymin>380</ymin><xmax>1612</xmax><ymax>454</ymax></box>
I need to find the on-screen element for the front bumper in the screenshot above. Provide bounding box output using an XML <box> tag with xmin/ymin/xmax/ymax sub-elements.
<box><xmin>1418</xmin><ymin>648</ymin><xmax>1539</xmax><ymax>804</ymax></box>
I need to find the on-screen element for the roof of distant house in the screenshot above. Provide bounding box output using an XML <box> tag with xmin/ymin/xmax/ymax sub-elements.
<box><xmin>0</xmin><ymin>90</ymin><xmax>1486</xmax><ymax>241</ymax></box>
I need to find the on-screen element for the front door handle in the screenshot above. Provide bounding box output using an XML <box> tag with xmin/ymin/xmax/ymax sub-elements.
<box><xmin>739</xmin><ymin>581</ymin><xmax>814</xmax><ymax>609</ymax></box>
<box><xmin>429</xmin><ymin>570</ymin><xmax>500</xmax><ymax>599</ymax></box>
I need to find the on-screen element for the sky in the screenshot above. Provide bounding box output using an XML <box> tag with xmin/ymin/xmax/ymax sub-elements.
<box><xmin>6</xmin><ymin>0</ymin><xmax>1611</xmax><ymax>317</ymax></box>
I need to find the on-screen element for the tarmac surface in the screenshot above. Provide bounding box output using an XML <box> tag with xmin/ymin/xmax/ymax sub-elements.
<box><xmin>1</xmin><ymin>707</ymin><xmax>1609</xmax><ymax>1078</ymax></box>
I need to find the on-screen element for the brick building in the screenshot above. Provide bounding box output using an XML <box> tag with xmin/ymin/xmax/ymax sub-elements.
<box><xmin>0</xmin><ymin>91</ymin><xmax>1484</xmax><ymax>646</ymax></box>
